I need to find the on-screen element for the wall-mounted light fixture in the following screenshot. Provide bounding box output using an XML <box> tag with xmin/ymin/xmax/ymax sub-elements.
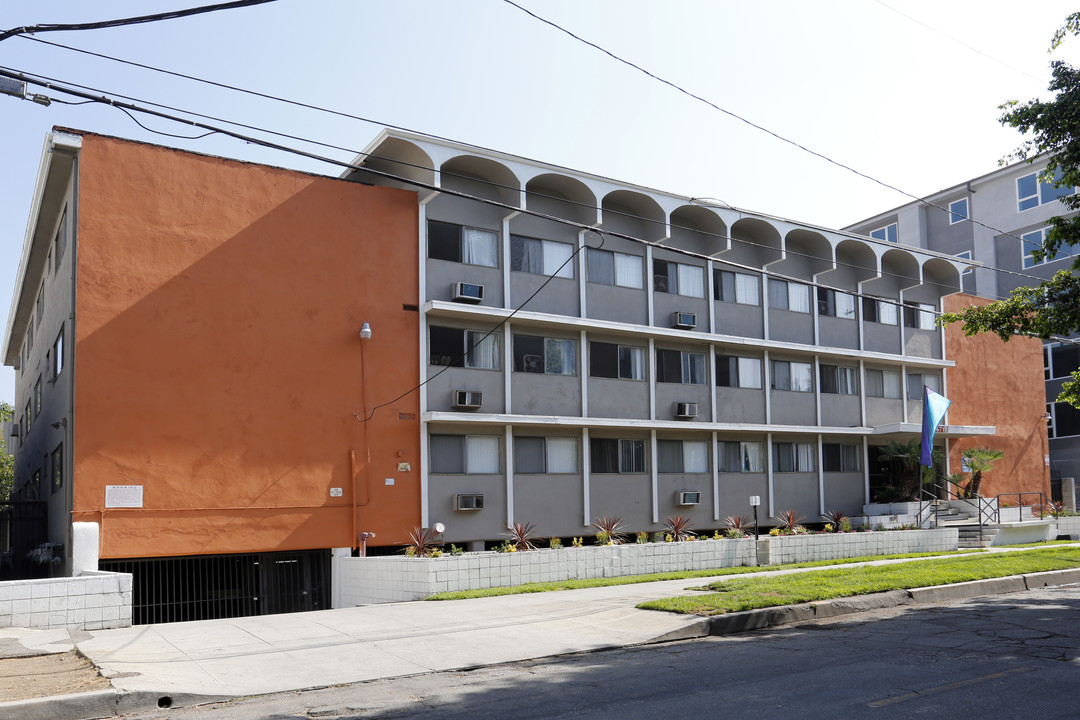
<box><xmin>360</xmin><ymin>322</ymin><xmax>372</xmax><ymax>339</ymax></box>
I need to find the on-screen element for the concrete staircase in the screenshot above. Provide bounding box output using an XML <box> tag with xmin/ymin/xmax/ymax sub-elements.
<box><xmin>930</xmin><ymin>502</ymin><xmax>999</xmax><ymax>548</ymax></box>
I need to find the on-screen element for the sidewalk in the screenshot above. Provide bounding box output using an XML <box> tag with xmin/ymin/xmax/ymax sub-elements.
<box><xmin>3</xmin><ymin>547</ymin><xmax>1079</xmax><ymax>719</ymax></box>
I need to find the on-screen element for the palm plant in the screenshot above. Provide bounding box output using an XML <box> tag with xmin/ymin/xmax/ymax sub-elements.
<box><xmin>775</xmin><ymin>509</ymin><xmax>804</xmax><ymax>533</ymax></box>
<box><xmin>504</xmin><ymin>521</ymin><xmax>538</xmax><ymax>551</ymax></box>
<box><xmin>822</xmin><ymin>509</ymin><xmax>846</xmax><ymax>530</ymax></box>
<box><xmin>591</xmin><ymin>516</ymin><xmax>626</xmax><ymax>544</ymax></box>
<box><xmin>962</xmin><ymin>447</ymin><xmax>1006</xmax><ymax>498</ymax></box>
<box><xmin>723</xmin><ymin>514</ymin><xmax>752</xmax><ymax>532</ymax></box>
<box><xmin>663</xmin><ymin>515</ymin><xmax>696</xmax><ymax>542</ymax></box>
<box><xmin>404</xmin><ymin>526</ymin><xmax>440</xmax><ymax>557</ymax></box>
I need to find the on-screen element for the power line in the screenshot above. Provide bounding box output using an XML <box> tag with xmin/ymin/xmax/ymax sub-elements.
<box><xmin>13</xmin><ymin>34</ymin><xmax>1066</xmax><ymax>293</ymax></box>
<box><xmin>499</xmin><ymin>0</ymin><xmax>1071</xmax><ymax>282</ymax></box>
<box><xmin>0</xmin><ymin>0</ymin><xmax>278</xmax><ymax>43</ymax></box>
<box><xmin>0</xmin><ymin>64</ymin><xmax>1054</xmax><ymax>314</ymax></box>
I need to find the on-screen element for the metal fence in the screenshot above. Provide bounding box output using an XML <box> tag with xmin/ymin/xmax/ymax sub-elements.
<box><xmin>100</xmin><ymin>549</ymin><xmax>330</xmax><ymax>625</ymax></box>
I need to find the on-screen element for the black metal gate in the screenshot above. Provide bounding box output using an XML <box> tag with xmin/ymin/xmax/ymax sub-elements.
<box><xmin>100</xmin><ymin>549</ymin><xmax>330</xmax><ymax>625</ymax></box>
<box><xmin>0</xmin><ymin>501</ymin><xmax>48</xmax><ymax>580</ymax></box>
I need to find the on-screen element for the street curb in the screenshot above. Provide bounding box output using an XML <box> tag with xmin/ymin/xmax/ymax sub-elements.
<box><xmin>0</xmin><ymin>689</ymin><xmax>117</xmax><ymax>720</ymax></box>
<box><xmin>697</xmin><ymin>572</ymin><xmax>1080</xmax><ymax>637</ymax></box>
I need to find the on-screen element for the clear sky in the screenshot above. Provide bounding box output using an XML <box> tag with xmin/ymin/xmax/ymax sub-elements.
<box><xmin>0</xmin><ymin>0</ymin><xmax>1078</xmax><ymax>405</ymax></box>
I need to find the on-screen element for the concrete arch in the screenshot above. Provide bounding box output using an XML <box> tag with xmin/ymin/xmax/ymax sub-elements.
<box><xmin>724</xmin><ymin>217</ymin><xmax>782</xmax><ymax>268</ymax></box>
<box><xmin>778</xmin><ymin>228</ymin><xmax>833</xmax><ymax>277</ymax></box>
<box><xmin>864</xmin><ymin>247</ymin><xmax>921</xmax><ymax>296</ymax></box>
<box><xmin>668</xmin><ymin>205</ymin><xmax>727</xmax><ymax>256</ymax></box>
<box><xmin>440</xmin><ymin>155</ymin><xmax>522</xmax><ymax>206</ymax></box>
<box><xmin>920</xmin><ymin>257</ymin><xmax>962</xmax><ymax>299</ymax></box>
<box><xmin>352</xmin><ymin>137</ymin><xmax>436</xmax><ymax>189</ymax></box>
<box><xmin>525</xmin><ymin>173</ymin><xmax>598</xmax><ymax>225</ymax></box>
<box><xmin>601</xmin><ymin>189</ymin><xmax>666</xmax><ymax>242</ymax></box>
<box><xmin>825</xmin><ymin>238</ymin><xmax>879</xmax><ymax>287</ymax></box>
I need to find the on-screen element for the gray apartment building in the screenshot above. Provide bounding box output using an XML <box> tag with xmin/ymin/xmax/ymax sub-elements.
<box><xmin>845</xmin><ymin>157</ymin><xmax>1079</xmax><ymax>497</ymax></box>
<box><xmin>343</xmin><ymin>130</ymin><xmax>1004</xmax><ymax>548</ymax></box>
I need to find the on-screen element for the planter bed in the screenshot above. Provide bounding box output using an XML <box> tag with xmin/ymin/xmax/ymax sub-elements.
<box><xmin>337</xmin><ymin>527</ymin><xmax>960</xmax><ymax>606</ymax></box>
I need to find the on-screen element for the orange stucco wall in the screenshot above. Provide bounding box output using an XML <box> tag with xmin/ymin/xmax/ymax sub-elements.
<box><xmin>944</xmin><ymin>293</ymin><xmax>1050</xmax><ymax>498</ymax></box>
<box><xmin>71</xmin><ymin>134</ymin><xmax>421</xmax><ymax>558</ymax></box>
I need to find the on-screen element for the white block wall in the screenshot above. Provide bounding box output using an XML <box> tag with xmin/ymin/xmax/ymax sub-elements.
<box><xmin>0</xmin><ymin>570</ymin><xmax>133</xmax><ymax>630</ymax></box>
<box><xmin>765</xmin><ymin>528</ymin><xmax>958</xmax><ymax>565</ymax></box>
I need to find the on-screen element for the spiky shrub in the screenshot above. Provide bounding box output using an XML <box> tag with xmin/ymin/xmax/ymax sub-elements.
<box><xmin>723</xmin><ymin>514</ymin><xmax>752</xmax><ymax>532</ymax></box>
<box><xmin>663</xmin><ymin>515</ymin><xmax>696</xmax><ymax>542</ymax></box>
<box><xmin>822</xmin><ymin>509</ymin><xmax>846</xmax><ymax>531</ymax></box>
<box><xmin>775</xmin><ymin>510</ymin><xmax>804</xmax><ymax>533</ymax></box>
<box><xmin>591</xmin><ymin>516</ymin><xmax>626</xmax><ymax>544</ymax></box>
<box><xmin>405</xmin><ymin>526</ymin><xmax>440</xmax><ymax>557</ymax></box>
<box><xmin>504</xmin><ymin>521</ymin><xmax>538</xmax><ymax>551</ymax></box>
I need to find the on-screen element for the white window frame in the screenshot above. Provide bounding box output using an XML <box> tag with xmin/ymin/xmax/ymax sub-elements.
<box><xmin>870</xmin><ymin>223</ymin><xmax>898</xmax><ymax>243</ymax></box>
<box><xmin>948</xmin><ymin>198</ymin><xmax>969</xmax><ymax>224</ymax></box>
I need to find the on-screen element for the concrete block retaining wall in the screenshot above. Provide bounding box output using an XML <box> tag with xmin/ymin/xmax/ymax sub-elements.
<box><xmin>762</xmin><ymin>528</ymin><xmax>958</xmax><ymax>565</ymax></box>
<box><xmin>0</xmin><ymin>571</ymin><xmax>133</xmax><ymax>630</ymax></box>
<box><xmin>338</xmin><ymin>528</ymin><xmax>959</xmax><ymax>606</ymax></box>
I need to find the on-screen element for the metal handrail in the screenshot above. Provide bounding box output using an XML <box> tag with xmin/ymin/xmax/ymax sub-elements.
<box><xmin>994</xmin><ymin>492</ymin><xmax>1051</xmax><ymax>522</ymax></box>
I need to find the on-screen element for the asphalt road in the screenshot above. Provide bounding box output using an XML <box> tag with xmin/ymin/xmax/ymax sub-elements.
<box><xmin>120</xmin><ymin>584</ymin><xmax>1080</xmax><ymax>719</ymax></box>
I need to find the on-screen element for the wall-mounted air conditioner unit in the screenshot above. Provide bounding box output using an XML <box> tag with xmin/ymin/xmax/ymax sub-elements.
<box><xmin>451</xmin><ymin>282</ymin><xmax>484</xmax><ymax>304</ymax></box>
<box><xmin>452</xmin><ymin>390</ymin><xmax>483</xmax><ymax>409</ymax></box>
<box><xmin>455</xmin><ymin>493</ymin><xmax>485</xmax><ymax>511</ymax></box>
<box><xmin>674</xmin><ymin>402</ymin><xmax>699</xmax><ymax>419</ymax></box>
<box><xmin>672</xmin><ymin>311</ymin><xmax>696</xmax><ymax>329</ymax></box>
<box><xmin>677</xmin><ymin>491</ymin><xmax>701</xmax><ymax>506</ymax></box>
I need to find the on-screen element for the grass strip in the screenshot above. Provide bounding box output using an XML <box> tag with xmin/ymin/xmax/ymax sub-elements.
<box><xmin>637</xmin><ymin>546</ymin><xmax>1080</xmax><ymax>616</ymax></box>
<box><xmin>424</xmin><ymin>548</ymin><xmax>983</xmax><ymax>601</ymax></box>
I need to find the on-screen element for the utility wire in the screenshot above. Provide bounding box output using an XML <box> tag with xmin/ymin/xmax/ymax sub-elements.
<box><xmin>13</xmin><ymin>34</ymin><xmax>1067</xmax><ymax>292</ymax></box>
<box><xmin>0</xmin><ymin>0</ymin><xmax>278</xmax><ymax>42</ymax></box>
<box><xmin>499</xmin><ymin>0</ymin><xmax>1071</xmax><ymax>279</ymax></box>
<box><xmin>0</xmin><ymin>64</ymin><xmax>1056</xmax><ymax>313</ymax></box>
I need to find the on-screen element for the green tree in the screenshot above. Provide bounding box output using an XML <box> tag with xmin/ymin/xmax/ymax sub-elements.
<box><xmin>0</xmin><ymin>401</ymin><xmax>12</xmax><ymax>502</ymax></box>
<box><xmin>940</xmin><ymin>12</ymin><xmax>1080</xmax><ymax>406</ymax></box>
<box><xmin>949</xmin><ymin>447</ymin><xmax>1006</xmax><ymax>499</ymax></box>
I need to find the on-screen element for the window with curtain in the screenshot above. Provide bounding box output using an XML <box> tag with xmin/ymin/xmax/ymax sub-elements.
<box><xmin>864</xmin><ymin>297</ymin><xmax>899</xmax><ymax>325</ymax></box>
<box><xmin>514</xmin><ymin>334</ymin><xmax>577</xmax><ymax>375</ymax></box>
<box><xmin>657</xmin><ymin>440</ymin><xmax>709</xmax><ymax>473</ymax></box>
<box><xmin>657</xmin><ymin>348</ymin><xmax>706</xmax><ymax>384</ymax></box>
<box><xmin>771</xmin><ymin>360</ymin><xmax>812</xmax><ymax>392</ymax></box>
<box><xmin>511</xmin><ymin>235</ymin><xmax>574</xmax><ymax>278</ymax></box>
<box><xmin>817</xmin><ymin>288</ymin><xmax>856</xmax><ymax>319</ymax></box>
<box><xmin>716</xmin><ymin>356</ymin><xmax>762</xmax><ymax>389</ymax></box>
<box><xmin>774</xmin><ymin>442</ymin><xmax>815</xmax><ymax>472</ymax></box>
<box><xmin>590</xmin><ymin>438</ymin><xmax>646</xmax><ymax>473</ymax></box>
<box><xmin>514</xmin><ymin>436</ymin><xmax>578</xmax><ymax>474</ymax></box>
<box><xmin>587</xmin><ymin>248</ymin><xmax>643</xmax><ymax>288</ymax></box>
<box><xmin>768</xmin><ymin>279</ymin><xmax>810</xmax><ymax>313</ymax></box>
<box><xmin>903</xmin><ymin>301</ymin><xmax>937</xmax><ymax>330</ymax></box>
<box><xmin>820</xmin><ymin>364</ymin><xmax>858</xmax><ymax>395</ymax></box>
<box><xmin>823</xmin><ymin>443</ymin><xmax>862</xmax><ymax>472</ymax></box>
<box><xmin>718</xmin><ymin>441</ymin><xmax>764</xmax><ymax>472</ymax></box>
<box><xmin>428</xmin><ymin>220</ymin><xmax>498</xmax><ymax>267</ymax></box>
<box><xmin>590</xmin><ymin>342</ymin><xmax>646</xmax><ymax>380</ymax></box>
<box><xmin>714</xmin><ymin>269</ymin><xmax>760</xmax><ymax>305</ymax></box>
<box><xmin>907</xmin><ymin>373</ymin><xmax>941</xmax><ymax>399</ymax></box>
<box><xmin>865</xmin><ymin>369</ymin><xmax>901</xmax><ymax>398</ymax></box>
<box><xmin>430</xmin><ymin>435</ymin><xmax>501</xmax><ymax>474</ymax></box>
<box><xmin>429</xmin><ymin>326</ymin><xmax>500</xmax><ymax>369</ymax></box>
<box><xmin>654</xmin><ymin>259</ymin><xmax>705</xmax><ymax>298</ymax></box>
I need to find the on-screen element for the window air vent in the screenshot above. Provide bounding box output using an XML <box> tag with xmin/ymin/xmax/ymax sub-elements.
<box><xmin>452</xmin><ymin>390</ymin><xmax>483</xmax><ymax>409</ymax></box>
<box><xmin>674</xmin><ymin>402</ymin><xmax>699</xmax><ymax>419</ymax></box>
<box><xmin>455</xmin><ymin>493</ymin><xmax>485</xmax><ymax>511</ymax></box>
<box><xmin>451</xmin><ymin>282</ymin><xmax>484</xmax><ymax>304</ymax></box>
<box><xmin>677</xmin><ymin>491</ymin><xmax>701</xmax><ymax>506</ymax></box>
<box><xmin>672</xmin><ymin>311</ymin><xmax>696</xmax><ymax>329</ymax></box>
